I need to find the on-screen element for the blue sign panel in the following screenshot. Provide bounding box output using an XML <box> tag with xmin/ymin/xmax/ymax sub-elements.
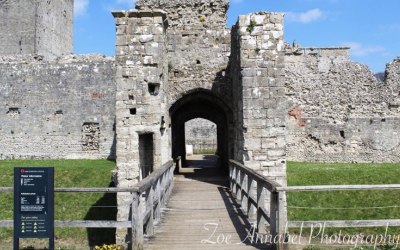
<box><xmin>14</xmin><ymin>167</ymin><xmax>54</xmax><ymax>249</ymax></box>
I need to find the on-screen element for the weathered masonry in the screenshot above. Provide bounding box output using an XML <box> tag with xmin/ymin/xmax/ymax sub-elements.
<box><xmin>0</xmin><ymin>0</ymin><xmax>400</xmax><ymax>244</ymax></box>
<box><xmin>0</xmin><ymin>0</ymin><xmax>399</xmax><ymax>163</ymax></box>
<box><xmin>0</xmin><ymin>55</ymin><xmax>116</xmax><ymax>160</ymax></box>
<box><xmin>285</xmin><ymin>47</ymin><xmax>400</xmax><ymax>162</ymax></box>
<box><xmin>0</xmin><ymin>0</ymin><xmax>73</xmax><ymax>60</ymax></box>
<box><xmin>112</xmin><ymin>0</ymin><xmax>288</xmax><ymax>242</ymax></box>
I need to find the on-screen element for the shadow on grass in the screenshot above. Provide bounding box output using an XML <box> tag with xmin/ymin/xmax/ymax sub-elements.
<box><xmin>84</xmin><ymin>182</ymin><xmax>117</xmax><ymax>247</ymax></box>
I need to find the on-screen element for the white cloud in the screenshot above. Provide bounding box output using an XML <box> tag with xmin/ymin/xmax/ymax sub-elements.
<box><xmin>285</xmin><ymin>8</ymin><xmax>324</xmax><ymax>23</ymax></box>
<box><xmin>340</xmin><ymin>42</ymin><xmax>387</xmax><ymax>57</ymax></box>
<box><xmin>74</xmin><ymin>0</ymin><xmax>89</xmax><ymax>17</ymax></box>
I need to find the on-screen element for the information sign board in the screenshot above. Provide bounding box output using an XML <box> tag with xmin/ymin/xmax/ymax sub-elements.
<box><xmin>14</xmin><ymin>167</ymin><xmax>54</xmax><ymax>249</ymax></box>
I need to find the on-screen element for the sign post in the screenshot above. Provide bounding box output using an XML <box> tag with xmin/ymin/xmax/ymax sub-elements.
<box><xmin>14</xmin><ymin>167</ymin><xmax>54</xmax><ymax>250</ymax></box>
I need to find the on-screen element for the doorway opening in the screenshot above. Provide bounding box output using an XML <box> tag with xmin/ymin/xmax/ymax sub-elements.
<box><xmin>184</xmin><ymin>118</ymin><xmax>219</xmax><ymax>175</ymax></box>
<box><xmin>170</xmin><ymin>89</ymin><xmax>233</xmax><ymax>177</ymax></box>
<box><xmin>185</xmin><ymin>118</ymin><xmax>217</xmax><ymax>156</ymax></box>
<box><xmin>138</xmin><ymin>133</ymin><xmax>154</xmax><ymax>179</ymax></box>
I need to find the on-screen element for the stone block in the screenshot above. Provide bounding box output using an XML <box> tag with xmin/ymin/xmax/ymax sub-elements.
<box><xmin>244</xmin><ymin>138</ymin><xmax>261</xmax><ymax>150</ymax></box>
<box><xmin>239</xmin><ymin>15</ymin><xmax>251</xmax><ymax>26</ymax></box>
<box><xmin>241</xmin><ymin>68</ymin><xmax>257</xmax><ymax>77</ymax></box>
<box><xmin>139</xmin><ymin>34</ymin><xmax>154</xmax><ymax>43</ymax></box>
<box><xmin>267</xmin><ymin>149</ymin><xmax>286</xmax><ymax>159</ymax></box>
<box><xmin>253</xmin><ymin>15</ymin><xmax>266</xmax><ymax>25</ymax></box>
<box><xmin>116</xmin><ymin>36</ymin><xmax>128</xmax><ymax>46</ymax></box>
<box><xmin>262</xmin><ymin>138</ymin><xmax>276</xmax><ymax>149</ymax></box>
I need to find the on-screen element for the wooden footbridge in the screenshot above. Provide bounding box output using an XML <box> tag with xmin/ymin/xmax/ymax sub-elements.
<box><xmin>0</xmin><ymin>155</ymin><xmax>286</xmax><ymax>250</ymax></box>
<box><xmin>3</xmin><ymin>156</ymin><xmax>400</xmax><ymax>249</ymax></box>
<box><xmin>144</xmin><ymin>155</ymin><xmax>276</xmax><ymax>250</ymax></box>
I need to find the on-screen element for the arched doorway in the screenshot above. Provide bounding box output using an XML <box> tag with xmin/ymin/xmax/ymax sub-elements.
<box><xmin>169</xmin><ymin>89</ymin><xmax>233</xmax><ymax>173</ymax></box>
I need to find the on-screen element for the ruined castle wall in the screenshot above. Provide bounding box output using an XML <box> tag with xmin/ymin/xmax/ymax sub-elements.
<box><xmin>232</xmin><ymin>13</ymin><xmax>288</xmax><ymax>184</ymax></box>
<box><xmin>112</xmin><ymin>10</ymin><xmax>170</xmax><ymax>244</ymax></box>
<box><xmin>285</xmin><ymin>49</ymin><xmax>400</xmax><ymax>162</ymax></box>
<box><xmin>136</xmin><ymin>0</ymin><xmax>232</xmax><ymax>106</ymax></box>
<box><xmin>0</xmin><ymin>55</ymin><xmax>116</xmax><ymax>160</ymax></box>
<box><xmin>35</xmin><ymin>0</ymin><xmax>74</xmax><ymax>59</ymax></box>
<box><xmin>0</xmin><ymin>0</ymin><xmax>36</xmax><ymax>55</ymax></box>
<box><xmin>0</xmin><ymin>0</ymin><xmax>73</xmax><ymax>59</ymax></box>
<box><xmin>384</xmin><ymin>57</ymin><xmax>400</xmax><ymax>111</ymax></box>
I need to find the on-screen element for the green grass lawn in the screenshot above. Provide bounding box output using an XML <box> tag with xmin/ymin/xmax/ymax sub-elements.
<box><xmin>1</xmin><ymin>160</ymin><xmax>400</xmax><ymax>249</ymax></box>
<box><xmin>0</xmin><ymin>159</ymin><xmax>117</xmax><ymax>248</ymax></box>
<box><xmin>287</xmin><ymin>161</ymin><xmax>400</xmax><ymax>240</ymax></box>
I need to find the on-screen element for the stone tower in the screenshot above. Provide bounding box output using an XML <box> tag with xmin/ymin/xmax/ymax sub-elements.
<box><xmin>113</xmin><ymin>0</ymin><xmax>288</xmax><ymax>246</ymax></box>
<box><xmin>0</xmin><ymin>0</ymin><xmax>73</xmax><ymax>59</ymax></box>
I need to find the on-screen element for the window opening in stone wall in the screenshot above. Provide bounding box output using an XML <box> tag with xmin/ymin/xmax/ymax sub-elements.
<box><xmin>185</xmin><ymin>118</ymin><xmax>217</xmax><ymax>156</ymax></box>
<box><xmin>7</xmin><ymin>107</ymin><xmax>20</xmax><ymax>118</ymax></box>
<box><xmin>148</xmin><ymin>83</ymin><xmax>160</xmax><ymax>96</ymax></box>
<box><xmin>130</xmin><ymin>108</ymin><xmax>136</xmax><ymax>115</ymax></box>
<box><xmin>82</xmin><ymin>122</ymin><xmax>100</xmax><ymax>151</ymax></box>
<box><xmin>139</xmin><ymin>133</ymin><xmax>154</xmax><ymax>180</ymax></box>
<box><xmin>339</xmin><ymin>130</ymin><xmax>345</xmax><ymax>139</ymax></box>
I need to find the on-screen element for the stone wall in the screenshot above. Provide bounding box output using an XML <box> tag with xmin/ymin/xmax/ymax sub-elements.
<box><xmin>0</xmin><ymin>0</ymin><xmax>73</xmax><ymax>59</ymax></box>
<box><xmin>136</xmin><ymin>0</ymin><xmax>228</xmax><ymax>28</ymax></box>
<box><xmin>137</xmin><ymin>0</ymin><xmax>232</xmax><ymax>106</ymax></box>
<box><xmin>231</xmin><ymin>12</ymin><xmax>288</xmax><ymax>184</ymax></box>
<box><xmin>35</xmin><ymin>0</ymin><xmax>74</xmax><ymax>59</ymax></box>
<box><xmin>384</xmin><ymin>57</ymin><xmax>400</xmax><ymax>111</ymax></box>
<box><xmin>0</xmin><ymin>54</ymin><xmax>116</xmax><ymax>160</ymax></box>
<box><xmin>285</xmin><ymin>47</ymin><xmax>400</xmax><ymax>162</ymax></box>
<box><xmin>112</xmin><ymin>10</ymin><xmax>170</xmax><ymax>244</ymax></box>
<box><xmin>0</xmin><ymin>0</ymin><xmax>36</xmax><ymax>56</ymax></box>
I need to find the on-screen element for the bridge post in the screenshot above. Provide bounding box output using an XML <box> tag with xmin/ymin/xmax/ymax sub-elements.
<box><xmin>145</xmin><ymin>188</ymin><xmax>154</xmax><ymax>236</ymax></box>
<box><xmin>256</xmin><ymin>184</ymin><xmax>267</xmax><ymax>234</ymax></box>
<box><xmin>154</xmin><ymin>179</ymin><xmax>161</xmax><ymax>222</ymax></box>
<box><xmin>247</xmin><ymin>177</ymin><xmax>257</xmax><ymax>223</ymax></box>
<box><xmin>230</xmin><ymin>164</ymin><xmax>237</xmax><ymax>197</ymax></box>
<box><xmin>131</xmin><ymin>192</ymin><xmax>144</xmax><ymax>250</ymax></box>
<box><xmin>236</xmin><ymin>169</ymin><xmax>243</xmax><ymax>200</ymax></box>
<box><xmin>271</xmin><ymin>191</ymin><xmax>288</xmax><ymax>250</ymax></box>
<box><xmin>240</xmin><ymin>171</ymin><xmax>247</xmax><ymax>209</ymax></box>
<box><xmin>278</xmin><ymin>191</ymin><xmax>287</xmax><ymax>249</ymax></box>
<box><xmin>270</xmin><ymin>191</ymin><xmax>278</xmax><ymax>239</ymax></box>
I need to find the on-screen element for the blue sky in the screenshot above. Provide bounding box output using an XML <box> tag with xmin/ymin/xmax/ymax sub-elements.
<box><xmin>74</xmin><ymin>0</ymin><xmax>400</xmax><ymax>73</ymax></box>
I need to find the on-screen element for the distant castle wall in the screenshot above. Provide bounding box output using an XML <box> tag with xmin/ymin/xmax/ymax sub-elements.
<box><xmin>285</xmin><ymin>46</ymin><xmax>400</xmax><ymax>162</ymax></box>
<box><xmin>0</xmin><ymin>55</ymin><xmax>116</xmax><ymax>160</ymax></box>
<box><xmin>0</xmin><ymin>0</ymin><xmax>73</xmax><ymax>59</ymax></box>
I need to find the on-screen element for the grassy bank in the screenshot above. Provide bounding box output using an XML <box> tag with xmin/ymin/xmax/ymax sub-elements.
<box><xmin>287</xmin><ymin>162</ymin><xmax>400</xmax><ymax>237</ymax></box>
<box><xmin>1</xmin><ymin>160</ymin><xmax>400</xmax><ymax>249</ymax></box>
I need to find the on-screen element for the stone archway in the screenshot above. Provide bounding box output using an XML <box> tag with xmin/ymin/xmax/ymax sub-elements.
<box><xmin>112</xmin><ymin>7</ymin><xmax>288</xmax><ymax>246</ymax></box>
<box><xmin>169</xmin><ymin>89</ymin><xmax>233</xmax><ymax>172</ymax></box>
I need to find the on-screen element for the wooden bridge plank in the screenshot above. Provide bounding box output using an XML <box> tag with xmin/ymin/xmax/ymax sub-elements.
<box><xmin>144</xmin><ymin>171</ymin><xmax>272</xmax><ymax>250</ymax></box>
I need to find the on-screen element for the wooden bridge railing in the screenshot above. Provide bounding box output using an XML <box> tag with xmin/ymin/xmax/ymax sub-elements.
<box><xmin>0</xmin><ymin>158</ymin><xmax>178</xmax><ymax>250</ymax></box>
<box><xmin>230</xmin><ymin>160</ymin><xmax>400</xmax><ymax>249</ymax></box>
<box><xmin>277</xmin><ymin>184</ymin><xmax>400</xmax><ymax>229</ymax></box>
<box><xmin>229</xmin><ymin>160</ymin><xmax>287</xmax><ymax>249</ymax></box>
<box><xmin>129</xmin><ymin>158</ymin><xmax>176</xmax><ymax>250</ymax></box>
